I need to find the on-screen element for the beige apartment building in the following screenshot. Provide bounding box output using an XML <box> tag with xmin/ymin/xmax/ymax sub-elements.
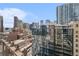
<box><xmin>48</xmin><ymin>23</ymin><xmax>73</xmax><ymax>56</ymax></box>
<box><xmin>48</xmin><ymin>21</ymin><xmax>79</xmax><ymax>56</ymax></box>
<box><xmin>68</xmin><ymin>21</ymin><xmax>79</xmax><ymax>56</ymax></box>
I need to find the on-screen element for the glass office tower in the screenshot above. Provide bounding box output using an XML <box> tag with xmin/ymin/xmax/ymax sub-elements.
<box><xmin>57</xmin><ymin>3</ymin><xmax>79</xmax><ymax>24</ymax></box>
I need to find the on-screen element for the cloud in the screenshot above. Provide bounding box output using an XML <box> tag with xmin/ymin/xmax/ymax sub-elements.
<box><xmin>0</xmin><ymin>8</ymin><xmax>39</xmax><ymax>28</ymax></box>
<box><xmin>0</xmin><ymin>8</ymin><xmax>28</xmax><ymax>28</ymax></box>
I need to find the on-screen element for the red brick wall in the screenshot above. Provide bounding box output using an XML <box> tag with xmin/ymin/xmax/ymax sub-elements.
<box><xmin>7</xmin><ymin>32</ymin><xmax>19</xmax><ymax>41</ymax></box>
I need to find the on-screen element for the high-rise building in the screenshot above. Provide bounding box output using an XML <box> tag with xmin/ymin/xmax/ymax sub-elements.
<box><xmin>57</xmin><ymin>3</ymin><xmax>79</xmax><ymax>24</ymax></box>
<box><xmin>45</xmin><ymin>20</ymin><xmax>51</xmax><ymax>24</ymax></box>
<box><xmin>42</xmin><ymin>23</ymin><xmax>73</xmax><ymax>56</ymax></box>
<box><xmin>47</xmin><ymin>20</ymin><xmax>79</xmax><ymax>56</ymax></box>
<box><xmin>68</xmin><ymin>21</ymin><xmax>79</xmax><ymax>56</ymax></box>
<box><xmin>14</xmin><ymin>16</ymin><xmax>19</xmax><ymax>28</ymax></box>
<box><xmin>40</xmin><ymin>20</ymin><xmax>44</xmax><ymax>25</ymax></box>
<box><xmin>18</xmin><ymin>20</ymin><xmax>23</xmax><ymax>29</ymax></box>
<box><xmin>30</xmin><ymin>19</ymin><xmax>79</xmax><ymax>56</ymax></box>
<box><xmin>0</xmin><ymin>16</ymin><xmax>3</xmax><ymax>32</ymax></box>
<box><xmin>14</xmin><ymin>16</ymin><xmax>23</xmax><ymax>29</ymax></box>
<box><xmin>32</xmin><ymin>22</ymin><xmax>55</xmax><ymax>56</ymax></box>
<box><xmin>54</xmin><ymin>24</ymin><xmax>73</xmax><ymax>56</ymax></box>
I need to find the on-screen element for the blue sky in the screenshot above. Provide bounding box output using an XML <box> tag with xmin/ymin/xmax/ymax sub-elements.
<box><xmin>0</xmin><ymin>3</ymin><xmax>62</xmax><ymax>27</ymax></box>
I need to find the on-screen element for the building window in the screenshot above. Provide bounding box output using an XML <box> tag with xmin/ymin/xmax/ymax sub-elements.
<box><xmin>76</xmin><ymin>49</ymin><xmax>78</xmax><ymax>52</ymax></box>
<box><xmin>76</xmin><ymin>24</ymin><xmax>78</xmax><ymax>27</ymax></box>
<box><xmin>76</xmin><ymin>44</ymin><xmax>78</xmax><ymax>47</ymax></box>
<box><xmin>76</xmin><ymin>31</ymin><xmax>78</xmax><ymax>33</ymax></box>
<box><xmin>76</xmin><ymin>39</ymin><xmax>78</xmax><ymax>42</ymax></box>
<box><xmin>76</xmin><ymin>35</ymin><xmax>78</xmax><ymax>37</ymax></box>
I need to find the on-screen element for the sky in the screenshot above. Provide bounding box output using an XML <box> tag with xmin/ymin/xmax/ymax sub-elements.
<box><xmin>0</xmin><ymin>3</ymin><xmax>62</xmax><ymax>28</ymax></box>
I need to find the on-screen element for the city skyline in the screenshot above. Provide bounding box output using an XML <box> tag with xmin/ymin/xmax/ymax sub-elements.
<box><xmin>0</xmin><ymin>3</ymin><xmax>62</xmax><ymax>28</ymax></box>
<box><xmin>0</xmin><ymin>3</ymin><xmax>79</xmax><ymax>56</ymax></box>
